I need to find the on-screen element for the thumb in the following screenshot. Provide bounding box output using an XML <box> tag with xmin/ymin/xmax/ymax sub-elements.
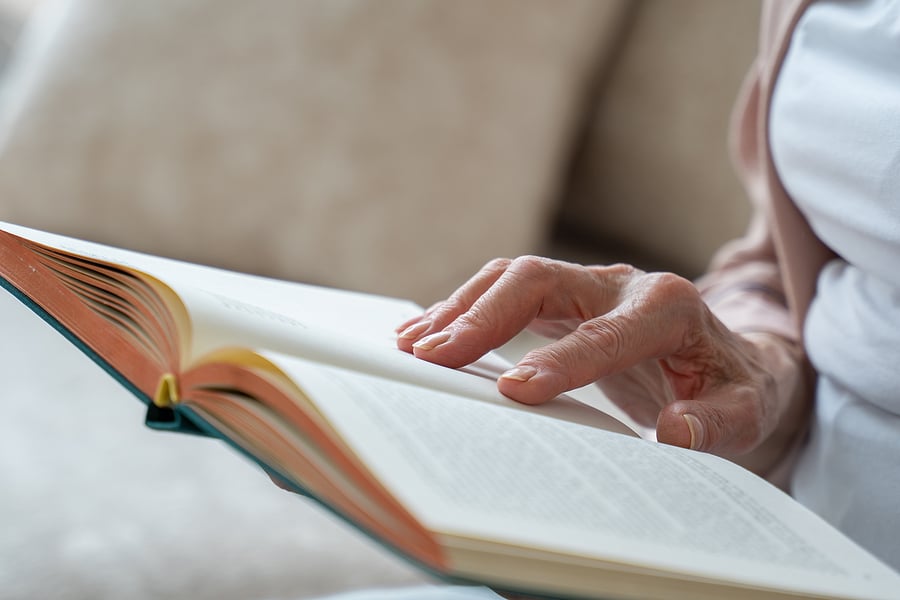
<box><xmin>656</xmin><ymin>390</ymin><xmax>767</xmax><ymax>456</ymax></box>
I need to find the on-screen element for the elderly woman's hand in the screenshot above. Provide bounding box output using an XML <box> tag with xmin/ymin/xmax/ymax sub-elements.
<box><xmin>396</xmin><ymin>257</ymin><xmax>805</xmax><ymax>464</ymax></box>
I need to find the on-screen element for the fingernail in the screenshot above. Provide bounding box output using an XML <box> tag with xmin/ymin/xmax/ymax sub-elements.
<box><xmin>412</xmin><ymin>330</ymin><xmax>451</xmax><ymax>351</ymax></box>
<box><xmin>683</xmin><ymin>413</ymin><xmax>705</xmax><ymax>450</ymax></box>
<box><xmin>398</xmin><ymin>319</ymin><xmax>432</xmax><ymax>340</ymax></box>
<box><xmin>500</xmin><ymin>365</ymin><xmax>538</xmax><ymax>382</ymax></box>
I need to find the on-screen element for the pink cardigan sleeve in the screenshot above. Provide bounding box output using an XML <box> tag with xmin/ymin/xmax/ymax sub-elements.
<box><xmin>692</xmin><ymin>1</ymin><xmax>834</xmax><ymax>482</ymax></box>
<box><xmin>696</xmin><ymin>62</ymin><xmax>798</xmax><ymax>343</ymax></box>
<box><xmin>696</xmin><ymin>0</ymin><xmax>830</xmax><ymax>347</ymax></box>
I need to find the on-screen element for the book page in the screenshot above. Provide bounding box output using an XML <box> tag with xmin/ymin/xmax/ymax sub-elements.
<box><xmin>270</xmin><ymin>353</ymin><xmax>900</xmax><ymax>600</ymax></box>
<box><xmin>0</xmin><ymin>223</ymin><xmax>635</xmax><ymax>435</ymax></box>
<box><xmin>1</xmin><ymin>222</ymin><xmax>511</xmax><ymax>375</ymax></box>
<box><xmin>0</xmin><ymin>222</ymin><xmax>422</xmax><ymax>345</ymax></box>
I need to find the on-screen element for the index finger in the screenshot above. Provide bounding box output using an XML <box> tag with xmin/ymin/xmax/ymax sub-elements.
<box><xmin>411</xmin><ymin>256</ymin><xmax>619</xmax><ymax>369</ymax></box>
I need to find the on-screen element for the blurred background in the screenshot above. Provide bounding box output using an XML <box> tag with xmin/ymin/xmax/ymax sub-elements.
<box><xmin>0</xmin><ymin>0</ymin><xmax>760</xmax><ymax>305</ymax></box>
<box><xmin>0</xmin><ymin>1</ymin><xmax>760</xmax><ymax>598</ymax></box>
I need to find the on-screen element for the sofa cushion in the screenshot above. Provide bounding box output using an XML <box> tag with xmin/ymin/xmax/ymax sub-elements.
<box><xmin>555</xmin><ymin>0</ymin><xmax>760</xmax><ymax>278</ymax></box>
<box><xmin>0</xmin><ymin>0</ymin><xmax>626</xmax><ymax>305</ymax></box>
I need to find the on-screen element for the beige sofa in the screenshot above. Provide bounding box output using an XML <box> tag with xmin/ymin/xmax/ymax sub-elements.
<box><xmin>0</xmin><ymin>1</ymin><xmax>760</xmax><ymax>598</ymax></box>
<box><xmin>0</xmin><ymin>0</ymin><xmax>759</xmax><ymax>304</ymax></box>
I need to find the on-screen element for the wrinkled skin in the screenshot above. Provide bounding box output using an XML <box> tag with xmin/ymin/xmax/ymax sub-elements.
<box><xmin>397</xmin><ymin>256</ymin><xmax>806</xmax><ymax>465</ymax></box>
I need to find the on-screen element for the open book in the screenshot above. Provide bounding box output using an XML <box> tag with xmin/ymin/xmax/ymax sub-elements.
<box><xmin>1</xmin><ymin>222</ymin><xmax>898</xmax><ymax>600</ymax></box>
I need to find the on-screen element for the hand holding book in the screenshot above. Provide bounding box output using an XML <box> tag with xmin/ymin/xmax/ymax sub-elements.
<box><xmin>3</xmin><ymin>223</ymin><xmax>898</xmax><ymax>600</ymax></box>
<box><xmin>396</xmin><ymin>256</ymin><xmax>808</xmax><ymax>475</ymax></box>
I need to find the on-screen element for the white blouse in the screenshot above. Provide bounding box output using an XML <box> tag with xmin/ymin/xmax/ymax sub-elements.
<box><xmin>769</xmin><ymin>0</ymin><xmax>900</xmax><ymax>570</ymax></box>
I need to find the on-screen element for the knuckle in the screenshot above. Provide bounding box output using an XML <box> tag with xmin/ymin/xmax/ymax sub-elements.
<box><xmin>525</xmin><ymin>344</ymin><xmax>581</xmax><ymax>390</ymax></box>
<box><xmin>636</xmin><ymin>272</ymin><xmax>708</xmax><ymax>341</ymax></box>
<box><xmin>437</xmin><ymin>294</ymin><xmax>469</xmax><ymax>318</ymax></box>
<box><xmin>455</xmin><ymin>304</ymin><xmax>498</xmax><ymax>333</ymax></box>
<box><xmin>589</xmin><ymin>262</ymin><xmax>642</xmax><ymax>280</ymax></box>
<box><xmin>483</xmin><ymin>257</ymin><xmax>512</xmax><ymax>273</ymax></box>
<box><xmin>436</xmin><ymin>258</ymin><xmax>514</xmax><ymax>319</ymax></box>
<box><xmin>641</xmin><ymin>272</ymin><xmax>700</xmax><ymax>304</ymax></box>
<box><xmin>508</xmin><ymin>255</ymin><xmax>558</xmax><ymax>282</ymax></box>
<box><xmin>573</xmin><ymin>317</ymin><xmax>628</xmax><ymax>364</ymax></box>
